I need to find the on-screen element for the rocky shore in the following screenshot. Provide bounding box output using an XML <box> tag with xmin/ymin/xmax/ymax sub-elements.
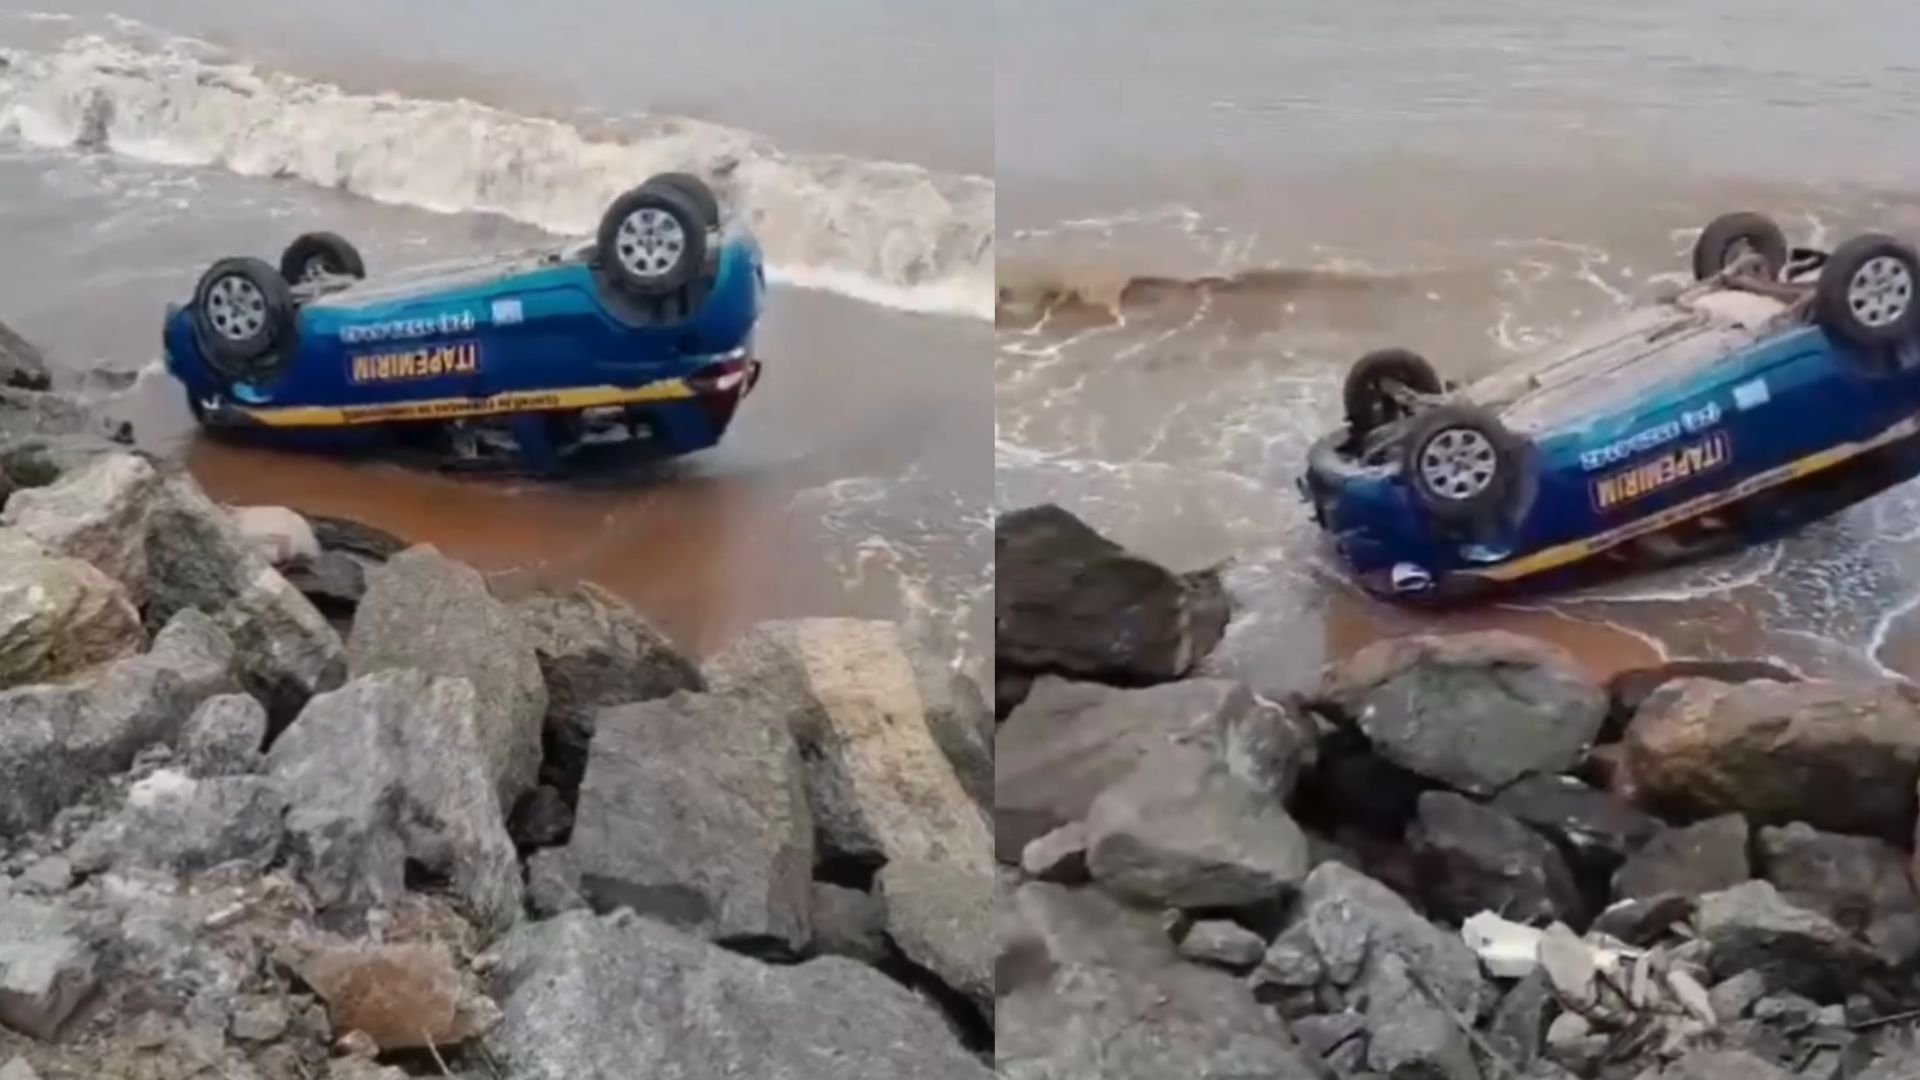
<box><xmin>996</xmin><ymin>503</ymin><xmax>1920</xmax><ymax>1080</ymax></box>
<box><xmin>0</xmin><ymin>327</ymin><xmax>994</xmax><ymax>1078</ymax></box>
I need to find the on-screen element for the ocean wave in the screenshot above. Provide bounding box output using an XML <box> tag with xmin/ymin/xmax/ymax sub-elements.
<box><xmin>0</xmin><ymin>34</ymin><xmax>993</xmax><ymax>320</ymax></box>
<box><xmin>995</xmin><ymin>259</ymin><xmax>1417</xmax><ymax>326</ymax></box>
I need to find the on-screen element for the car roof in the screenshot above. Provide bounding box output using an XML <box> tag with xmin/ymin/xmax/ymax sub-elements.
<box><xmin>1465</xmin><ymin>288</ymin><xmax>1793</xmax><ymax>434</ymax></box>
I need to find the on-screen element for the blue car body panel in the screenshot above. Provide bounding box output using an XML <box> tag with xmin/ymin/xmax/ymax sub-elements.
<box><xmin>164</xmin><ymin>230</ymin><xmax>767</xmax><ymax>470</ymax></box>
<box><xmin>1304</xmin><ymin>292</ymin><xmax>1920</xmax><ymax>601</ymax></box>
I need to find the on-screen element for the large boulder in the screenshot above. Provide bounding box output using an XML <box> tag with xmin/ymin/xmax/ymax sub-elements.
<box><xmin>1409</xmin><ymin>791</ymin><xmax>1585</xmax><ymax>927</ymax></box>
<box><xmin>1696</xmin><ymin>881</ymin><xmax>1878</xmax><ymax>1001</ymax></box>
<box><xmin>508</xmin><ymin>582</ymin><xmax>701</xmax><ymax>794</ymax></box>
<box><xmin>1316</xmin><ymin>632</ymin><xmax>1607</xmax><ymax>795</ymax></box>
<box><xmin>1623</xmin><ymin>677</ymin><xmax>1920</xmax><ymax>843</ymax></box>
<box><xmin>144</xmin><ymin>476</ymin><xmax>346</xmax><ymax>724</ymax></box>
<box><xmin>265</xmin><ymin>670</ymin><xmax>522</xmax><ymax>934</ymax></box>
<box><xmin>998</xmin><ymin>882</ymin><xmax>1325</xmax><ymax>1080</ymax></box>
<box><xmin>877</xmin><ymin>858</ymin><xmax>992</xmax><ymax>1019</ymax></box>
<box><xmin>1084</xmin><ymin>748</ymin><xmax>1310</xmax><ymax>910</ymax></box>
<box><xmin>0</xmin><ymin>434</ymin><xmax>125</xmax><ymax>490</ymax></box>
<box><xmin>529</xmin><ymin>691</ymin><xmax>813</xmax><ymax>953</ymax></box>
<box><xmin>179</xmin><ymin>693</ymin><xmax>267</xmax><ymax>778</ymax></box>
<box><xmin>1613</xmin><ymin>814</ymin><xmax>1752</xmax><ymax>904</ymax></box>
<box><xmin>0</xmin><ymin>453</ymin><xmax>159</xmax><ymax>607</ymax></box>
<box><xmin>908</xmin><ymin>650</ymin><xmax>995</xmax><ymax>812</ymax></box>
<box><xmin>704</xmin><ymin>618</ymin><xmax>990</xmax><ymax>875</ymax></box>
<box><xmin>485</xmin><ymin>910</ymin><xmax>990</xmax><ymax>1080</ymax></box>
<box><xmin>1604</xmin><ymin>660</ymin><xmax>1799</xmax><ymax>741</ymax></box>
<box><xmin>0</xmin><ymin>529</ymin><xmax>143</xmax><ymax>689</ymax></box>
<box><xmin>995</xmin><ymin>503</ymin><xmax>1227</xmax><ymax>686</ymax></box>
<box><xmin>0</xmin><ymin>387</ymin><xmax>92</xmax><ymax>441</ymax></box>
<box><xmin>995</xmin><ymin>675</ymin><xmax>1313</xmax><ymax>860</ymax></box>
<box><xmin>1757</xmin><ymin>822</ymin><xmax>1920</xmax><ymax>968</ymax></box>
<box><xmin>0</xmin><ymin>610</ymin><xmax>237</xmax><ymax>838</ymax></box>
<box><xmin>348</xmin><ymin>546</ymin><xmax>545</xmax><ymax>810</ymax></box>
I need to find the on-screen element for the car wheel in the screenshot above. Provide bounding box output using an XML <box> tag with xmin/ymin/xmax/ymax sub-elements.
<box><xmin>1403</xmin><ymin>404</ymin><xmax>1520</xmax><ymax>525</ymax></box>
<box><xmin>280</xmin><ymin>232</ymin><xmax>367</xmax><ymax>283</ymax></box>
<box><xmin>191</xmin><ymin>257</ymin><xmax>294</xmax><ymax>376</ymax></box>
<box><xmin>597</xmin><ymin>184</ymin><xmax>708</xmax><ymax>298</ymax></box>
<box><xmin>1815</xmin><ymin>233</ymin><xmax>1920</xmax><ymax>349</ymax></box>
<box><xmin>641</xmin><ymin>172</ymin><xmax>721</xmax><ymax>230</ymax></box>
<box><xmin>1344</xmin><ymin>348</ymin><xmax>1442</xmax><ymax>438</ymax></box>
<box><xmin>1692</xmin><ymin>211</ymin><xmax>1788</xmax><ymax>281</ymax></box>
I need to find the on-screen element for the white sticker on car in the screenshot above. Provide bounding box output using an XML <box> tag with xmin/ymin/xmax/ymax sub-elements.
<box><xmin>1733</xmin><ymin>378</ymin><xmax>1770</xmax><ymax>411</ymax></box>
<box><xmin>492</xmin><ymin>299</ymin><xmax>525</xmax><ymax>326</ymax></box>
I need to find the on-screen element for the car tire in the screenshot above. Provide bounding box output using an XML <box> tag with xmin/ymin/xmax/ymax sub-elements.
<box><xmin>1344</xmin><ymin>348</ymin><xmax>1442</xmax><ymax>438</ymax></box>
<box><xmin>1815</xmin><ymin>233</ymin><xmax>1920</xmax><ymax>349</ymax></box>
<box><xmin>1693</xmin><ymin>211</ymin><xmax>1789</xmax><ymax>281</ymax></box>
<box><xmin>280</xmin><ymin>232</ymin><xmax>367</xmax><ymax>284</ymax></box>
<box><xmin>1403</xmin><ymin>404</ymin><xmax>1521</xmax><ymax>526</ymax></box>
<box><xmin>191</xmin><ymin>257</ymin><xmax>295</xmax><ymax>377</ymax></box>
<box><xmin>641</xmin><ymin>172</ymin><xmax>721</xmax><ymax>230</ymax></box>
<box><xmin>597</xmin><ymin>184</ymin><xmax>708</xmax><ymax>298</ymax></box>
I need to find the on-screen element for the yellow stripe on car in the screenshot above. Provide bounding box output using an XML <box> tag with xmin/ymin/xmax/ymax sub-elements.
<box><xmin>227</xmin><ymin>380</ymin><xmax>695</xmax><ymax>429</ymax></box>
<box><xmin>1464</xmin><ymin>414</ymin><xmax>1920</xmax><ymax>583</ymax></box>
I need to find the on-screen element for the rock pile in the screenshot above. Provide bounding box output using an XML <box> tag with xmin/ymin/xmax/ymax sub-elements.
<box><xmin>0</xmin><ymin>340</ymin><xmax>993</xmax><ymax>1078</ymax></box>
<box><xmin>995</xmin><ymin>503</ymin><xmax>1920</xmax><ymax>1080</ymax></box>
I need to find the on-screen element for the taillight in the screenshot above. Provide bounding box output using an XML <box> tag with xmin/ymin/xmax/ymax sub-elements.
<box><xmin>688</xmin><ymin>348</ymin><xmax>752</xmax><ymax>396</ymax></box>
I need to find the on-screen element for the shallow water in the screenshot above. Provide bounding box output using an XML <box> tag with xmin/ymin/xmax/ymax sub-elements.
<box><xmin>0</xmin><ymin>6</ymin><xmax>992</xmax><ymax>670</ymax></box>
<box><xmin>997</xmin><ymin>0</ymin><xmax>1920</xmax><ymax>687</ymax></box>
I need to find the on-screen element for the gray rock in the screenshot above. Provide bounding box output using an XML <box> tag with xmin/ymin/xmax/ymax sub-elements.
<box><xmin>524</xmin><ymin>852</ymin><xmax>588</xmax><ymax>920</ymax></box>
<box><xmin>0</xmin><ymin>434</ymin><xmax>124</xmax><ymax>489</ymax></box>
<box><xmin>144</xmin><ymin>476</ymin><xmax>346</xmax><ymax>724</ymax></box>
<box><xmin>0</xmin><ymin>609</ymin><xmax>237</xmax><ymax>838</ymax></box>
<box><xmin>1291</xmin><ymin>1010</ymin><xmax>1367</xmax><ymax>1060</ymax></box>
<box><xmin>1860</xmin><ymin>1049</ymin><xmax>1920</xmax><ymax>1080</ymax></box>
<box><xmin>1591</xmin><ymin>893</ymin><xmax>1695</xmax><ymax>945</ymax></box>
<box><xmin>0</xmin><ymin>1058</ymin><xmax>40</xmax><ymax>1080</ymax></box>
<box><xmin>267</xmin><ymin>670</ymin><xmax>522</xmax><ymax>934</ymax></box>
<box><xmin>70</xmin><ymin>769</ymin><xmax>284</xmax><ymax>876</ymax></box>
<box><xmin>282</xmin><ymin>550</ymin><xmax>365</xmax><ymax>616</ymax></box>
<box><xmin>1085</xmin><ymin>748</ymin><xmax>1310</xmax><ymax>910</ymax></box>
<box><xmin>1657</xmin><ymin>1049</ymin><xmax>1792</xmax><ymax>1080</ymax></box>
<box><xmin>486</xmin><ymin>910</ymin><xmax>990</xmax><ymax>1080</ymax></box>
<box><xmin>808</xmin><ymin>882</ymin><xmax>887</xmax><ymax>965</ymax></box>
<box><xmin>1293</xmin><ymin>862</ymin><xmax>1490</xmax><ymax>1019</ymax></box>
<box><xmin>1752</xmin><ymin>991</ymin><xmax>1820</xmax><ymax>1033</ymax></box>
<box><xmin>0</xmin><ymin>896</ymin><xmax>93</xmax><ymax>1040</ymax></box>
<box><xmin>995</xmin><ymin>503</ymin><xmax>1228</xmax><ymax>686</ymax></box>
<box><xmin>1410</xmin><ymin>791</ymin><xmax>1585</xmax><ymax>927</ymax></box>
<box><xmin>704</xmin><ymin>618</ymin><xmax>991</xmax><ymax>876</ymax></box>
<box><xmin>229</xmin><ymin>995</ymin><xmax>290</xmax><ymax>1042</ymax></box>
<box><xmin>1757</xmin><ymin>822</ymin><xmax>1920</xmax><ymax>967</ymax></box>
<box><xmin>348</xmin><ymin>546</ymin><xmax>545</xmax><ymax>810</ymax></box>
<box><xmin>13</xmin><ymin>859</ymin><xmax>67</xmax><ymax>897</ymax></box>
<box><xmin>535</xmin><ymin>691</ymin><xmax>812</xmax><ymax>952</ymax></box>
<box><xmin>1020</xmin><ymin>822</ymin><xmax>1089</xmax><ymax>884</ymax></box>
<box><xmin>1544</xmin><ymin>1012</ymin><xmax>1601</xmax><ymax>1073</ymax></box>
<box><xmin>1316</xmin><ymin>631</ymin><xmax>1607</xmax><ymax>794</ymax></box>
<box><xmin>1707</xmin><ymin>970</ymin><xmax>1770</xmax><ymax>1022</ymax></box>
<box><xmin>1366</xmin><ymin>951</ymin><xmax>1482</xmax><ymax>1080</ymax></box>
<box><xmin>909</xmin><ymin>653</ymin><xmax>995</xmax><ymax>813</ymax></box>
<box><xmin>1696</xmin><ymin>880</ymin><xmax>1877</xmax><ymax>1000</ymax></box>
<box><xmin>179</xmin><ymin>694</ymin><xmax>266</xmax><ymax>777</ymax></box>
<box><xmin>0</xmin><ymin>452</ymin><xmax>158</xmax><ymax>606</ymax></box>
<box><xmin>997</xmin><ymin>883</ymin><xmax>1323</xmax><ymax>1080</ymax></box>
<box><xmin>878</xmin><ymin>858</ymin><xmax>992</xmax><ymax>1020</ymax></box>
<box><xmin>1251</xmin><ymin>923</ymin><xmax>1325</xmax><ymax>994</ymax></box>
<box><xmin>995</xmin><ymin>870</ymin><xmax>1052</xmax><ymax>999</ymax></box>
<box><xmin>302</xmin><ymin>513</ymin><xmax>406</xmax><ymax>561</ymax></box>
<box><xmin>509</xmin><ymin>582</ymin><xmax>700</xmax><ymax>793</ymax></box>
<box><xmin>0</xmin><ymin>321</ymin><xmax>50</xmax><ymax>391</ymax></box>
<box><xmin>1176</xmin><ymin>920</ymin><xmax>1265</xmax><ymax>971</ymax></box>
<box><xmin>1614</xmin><ymin>814</ymin><xmax>1751</xmax><ymax>903</ymax></box>
<box><xmin>1492</xmin><ymin>773</ymin><xmax>1662</xmax><ymax>885</ymax></box>
<box><xmin>995</xmin><ymin>675</ymin><xmax>1311</xmax><ymax>860</ymax></box>
<box><xmin>0</xmin><ymin>528</ymin><xmax>142</xmax><ymax>689</ymax></box>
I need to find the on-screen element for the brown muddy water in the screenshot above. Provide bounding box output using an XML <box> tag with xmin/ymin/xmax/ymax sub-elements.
<box><xmin>997</xmin><ymin>0</ymin><xmax>1920</xmax><ymax>695</ymax></box>
<box><xmin>0</xmin><ymin>11</ymin><xmax>991</xmax><ymax>671</ymax></box>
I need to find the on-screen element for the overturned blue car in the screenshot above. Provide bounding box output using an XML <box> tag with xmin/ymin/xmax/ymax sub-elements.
<box><xmin>163</xmin><ymin>172</ymin><xmax>764</xmax><ymax>474</ymax></box>
<box><xmin>1302</xmin><ymin>212</ymin><xmax>1920</xmax><ymax>603</ymax></box>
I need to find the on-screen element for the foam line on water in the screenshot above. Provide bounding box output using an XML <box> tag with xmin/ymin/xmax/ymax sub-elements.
<box><xmin>0</xmin><ymin>34</ymin><xmax>993</xmax><ymax>320</ymax></box>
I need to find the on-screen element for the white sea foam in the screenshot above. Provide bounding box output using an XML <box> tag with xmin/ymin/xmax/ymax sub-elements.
<box><xmin>0</xmin><ymin>34</ymin><xmax>993</xmax><ymax>320</ymax></box>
